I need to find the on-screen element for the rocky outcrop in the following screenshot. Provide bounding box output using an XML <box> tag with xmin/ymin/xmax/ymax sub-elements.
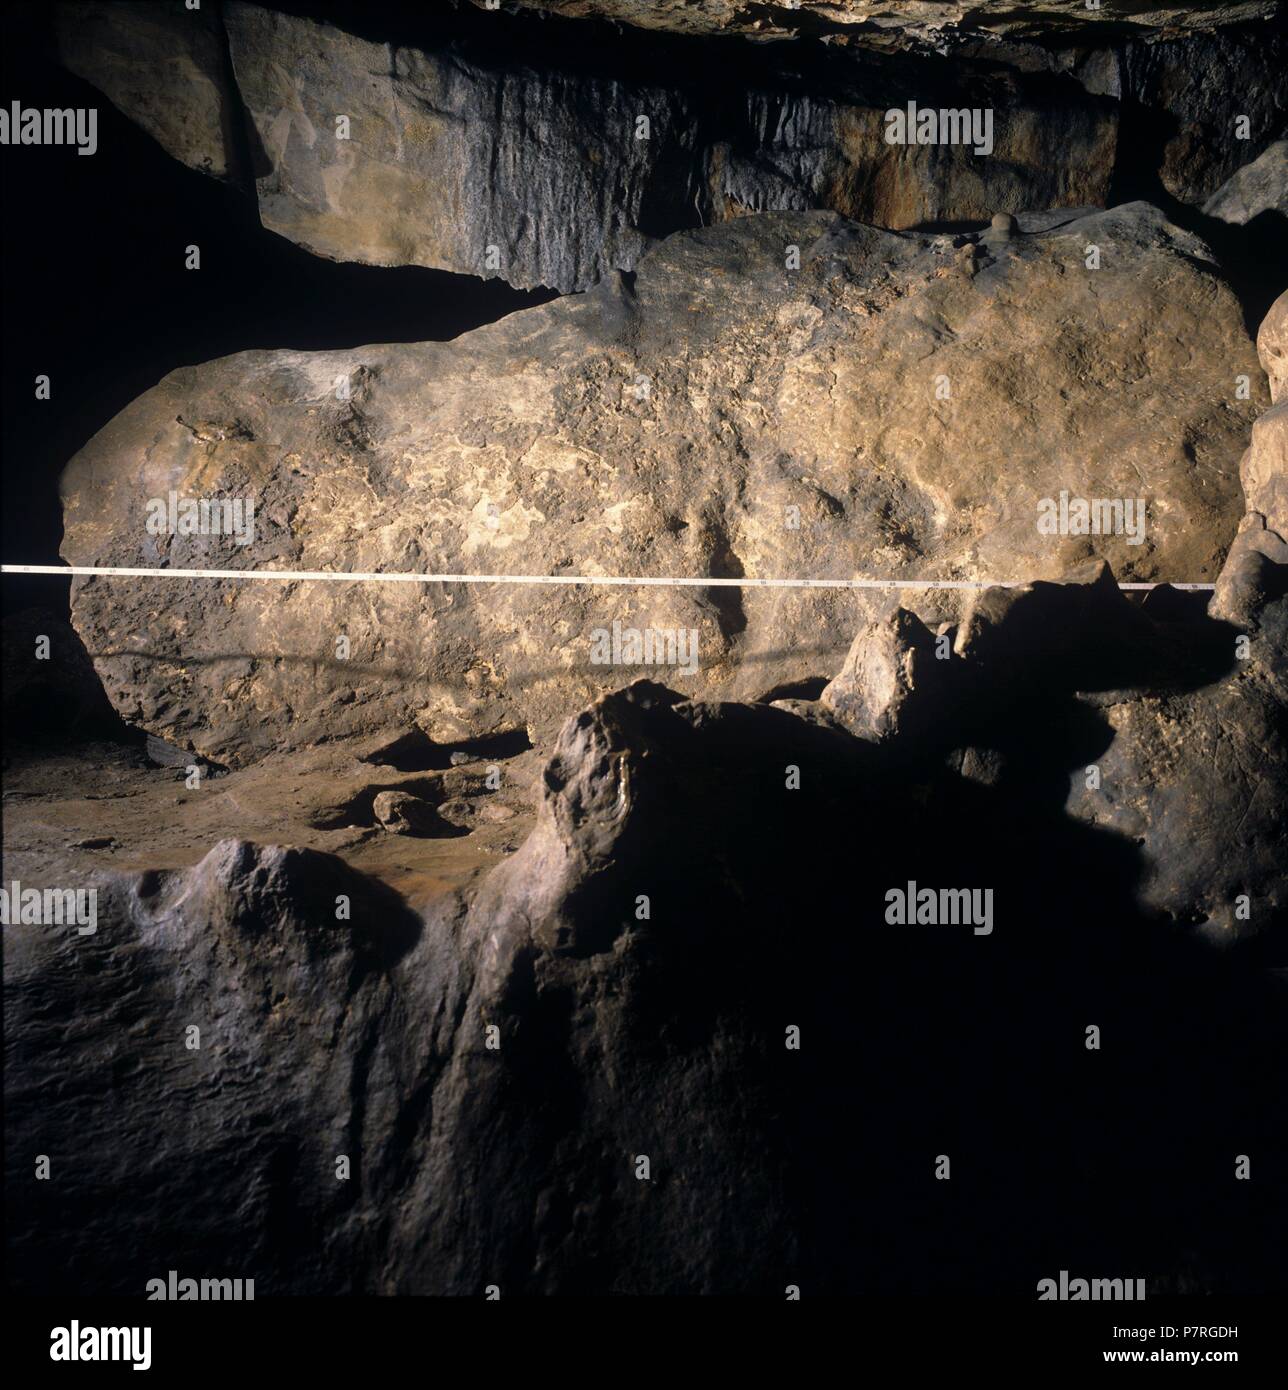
<box><xmin>4</xmin><ymin>839</ymin><xmax>439</xmax><ymax>1294</ymax></box>
<box><xmin>1203</xmin><ymin>139</ymin><xmax>1288</xmax><ymax>224</ymax></box>
<box><xmin>51</xmin><ymin>1</ymin><xmax>1288</xmax><ymax>289</ymax></box>
<box><xmin>53</xmin><ymin>0</ymin><xmax>242</xmax><ymax>183</ymax></box>
<box><xmin>51</xmin><ymin>0</ymin><xmax>1123</xmax><ymax>289</ymax></box>
<box><xmin>481</xmin><ymin>2</ymin><xmax>1281</xmax><ymax>48</ymax></box>
<box><xmin>1119</xmin><ymin>25</ymin><xmax>1288</xmax><ymax>203</ymax></box>
<box><xmin>9</xmin><ymin>571</ymin><xmax>1287</xmax><ymax>1293</ymax></box>
<box><xmin>59</xmin><ymin>204</ymin><xmax>1264</xmax><ymax>765</ymax></box>
<box><xmin>221</xmin><ymin>1</ymin><xmax>1117</xmax><ymax>289</ymax></box>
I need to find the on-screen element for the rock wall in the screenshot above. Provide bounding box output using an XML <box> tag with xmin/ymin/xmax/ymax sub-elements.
<box><xmin>478</xmin><ymin>2</ymin><xmax>1281</xmax><ymax>47</ymax></box>
<box><xmin>50</xmin><ymin>1</ymin><xmax>1287</xmax><ymax>290</ymax></box>
<box><xmin>9</xmin><ymin>550</ymin><xmax>1287</xmax><ymax>1292</ymax></box>
<box><xmin>221</xmin><ymin>1</ymin><xmax>1118</xmax><ymax>290</ymax></box>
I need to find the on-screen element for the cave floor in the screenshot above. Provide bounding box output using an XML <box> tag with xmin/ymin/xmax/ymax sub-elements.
<box><xmin>0</xmin><ymin>735</ymin><xmax>540</xmax><ymax>911</ymax></box>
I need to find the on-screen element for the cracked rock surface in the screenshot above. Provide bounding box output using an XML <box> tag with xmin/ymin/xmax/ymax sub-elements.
<box><xmin>52</xmin><ymin>2</ymin><xmax>1287</xmax><ymax>289</ymax></box>
<box><xmin>60</xmin><ymin>205</ymin><xmax>1263</xmax><ymax>766</ymax></box>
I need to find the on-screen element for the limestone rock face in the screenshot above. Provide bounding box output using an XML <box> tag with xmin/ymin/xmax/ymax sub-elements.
<box><xmin>1258</xmin><ymin>288</ymin><xmax>1288</xmax><ymax>404</ymax></box>
<box><xmin>3</xmin><ymin>839</ymin><xmax>439</xmax><ymax>1294</ymax></box>
<box><xmin>51</xmin><ymin>1</ymin><xmax>1287</xmax><ymax>293</ymax></box>
<box><xmin>1120</xmin><ymin>28</ymin><xmax>1288</xmax><ymax>203</ymax></box>
<box><xmin>1203</xmin><ymin>140</ymin><xmax>1288</xmax><ymax>224</ymax></box>
<box><xmin>53</xmin><ymin>0</ymin><xmax>241</xmax><ymax>182</ymax></box>
<box><xmin>59</xmin><ymin>205</ymin><xmax>1263</xmax><ymax>765</ymax></box>
<box><xmin>222</xmin><ymin>1</ymin><xmax>1116</xmax><ymax>290</ymax></box>
<box><xmin>481</xmin><ymin>2</ymin><xmax>1280</xmax><ymax>47</ymax></box>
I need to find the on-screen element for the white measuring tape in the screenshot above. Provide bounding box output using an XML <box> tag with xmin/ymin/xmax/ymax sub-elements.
<box><xmin>0</xmin><ymin>564</ymin><xmax>1215</xmax><ymax>591</ymax></box>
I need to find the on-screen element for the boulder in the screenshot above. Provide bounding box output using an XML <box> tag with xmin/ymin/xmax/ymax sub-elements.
<box><xmin>60</xmin><ymin>205</ymin><xmax>1263</xmax><ymax>766</ymax></box>
<box><xmin>371</xmin><ymin>789</ymin><xmax>451</xmax><ymax>836</ymax></box>
<box><xmin>819</xmin><ymin>605</ymin><xmax>947</xmax><ymax>743</ymax></box>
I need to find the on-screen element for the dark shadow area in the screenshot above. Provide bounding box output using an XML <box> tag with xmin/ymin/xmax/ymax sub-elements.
<box><xmin>755</xmin><ymin>675</ymin><xmax>831</xmax><ymax>703</ymax></box>
<box><xmin>360</xmin><ymin>725</ymin><xmax>533</xmax><ymax>772</ymax></box>
<box><xmin>6</xmin><ymin>585</ymin><xmax>1285</xmax><ymax>1294</ymax></box>
<box><xmin>414</xmin><ymin>669</ymin><xmax>1287</xmax><ymax>1295</ymax></box>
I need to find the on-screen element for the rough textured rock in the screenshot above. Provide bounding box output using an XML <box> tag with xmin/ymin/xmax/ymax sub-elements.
<box><xmin>1202</xmin><ymin>139</ymin><xmax>1288</xmax><ymax>223</ymax></box>
<box><xmin>1118</xmin><ymin>24</ymin><xmax>1288</xmax><ymax>203</ymax></box>
<box><xmin>4</xmin><ymin>839</ymin><xmax>437</xmax><ymax>1294</ymax></box>
<box><xmin>1244</xmin><ymin>403</ymin><xmax>1288</xmax><ymax>536</ymax></box>
<box><xmin>1067</xmin><ymin>584</ymin><xmax>1288</xmax><ymax>950</ymax></box>
<box><xmin>53</xmin><ymin>0</ymin><xmax>241</xmax><ymax>182</ymax></box>
<box><xmin>942</xmin><ymin>560</ymin><xmax>1288</xmax><ymax>953</ymax></box>
<box><xmin>223</xmin><ymin>1</ymin><xmax>1116</xmax><ymax>290</ymax></box>
<box><xmin>483</xmin><ymin>2</ymin><xmax>1281</xmax><ymax>47</ymax></box>
<box><xmin>1209</xmin><ymin>513</ymin><xmax>1288</xmax><ymax>626</ymax></box>
<box><xmin>805</xmin><ymin>552</ymin><xmax>1288</xmax><ymax>955</ymax></box>
<box><xmin>372</xmin><ymin>789</ymin><xmax>453</xmax><ymax>836</ymax></box>
<box><xmin>50</xmin><ymin>1</ymin><xmax>1288</xmax><ymax>290</ymax></box>
<box><xmin>1258</xmin><ymin>287</ymin><xmax>1288</xmax><ymax>403</ymax></box>
<box><xmin>60</xmin><ymin>205</ymin><xmax>1264</xmax><ymax>765</ymax></box>
<box><xmin>1235</xmin><ymin>292</ymin><xmax>1288</xmax><ymax>540</ymax></box>
<box><xmin>819</xmin><ymin>605</ymin><xmax>945</xmax><ymax>741</ymax></box>
<box><xmin>9</xmin><ymin>650</ymin><xmax>1287</xmax><ymax>1294</ymax></box>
